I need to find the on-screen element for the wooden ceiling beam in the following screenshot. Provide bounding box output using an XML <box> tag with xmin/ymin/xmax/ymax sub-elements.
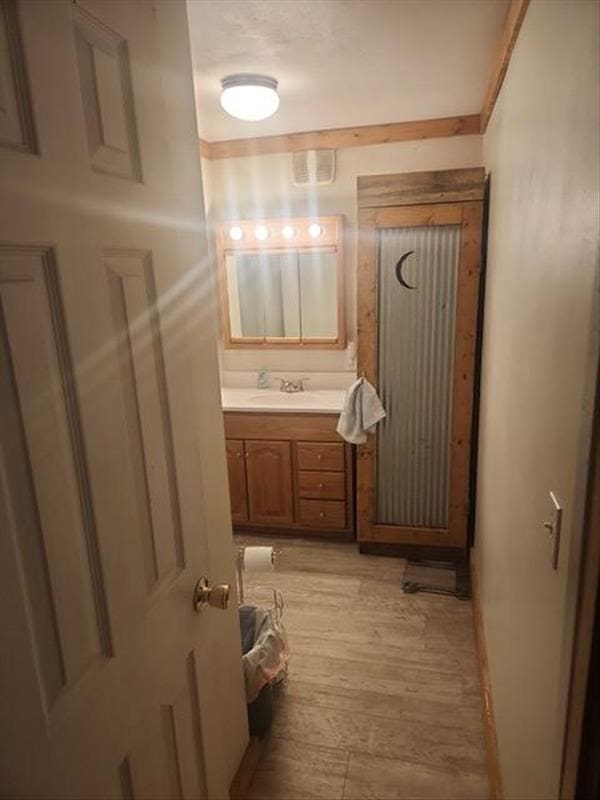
<box><xmin>198</xmin><ymin>114</ymin><xmax>481</xmax><ymax>160</ymax></box>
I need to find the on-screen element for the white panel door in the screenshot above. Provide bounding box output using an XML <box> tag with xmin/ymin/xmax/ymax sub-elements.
<box><xmin>0</xmin><ymin>2</ymin><xmax>248</xmax><ymax>798</ymax></box>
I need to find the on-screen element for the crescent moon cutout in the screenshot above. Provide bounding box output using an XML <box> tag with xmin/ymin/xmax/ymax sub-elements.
<box><xmin>395</xmin><ymin>250</ymin><xmax>416</xmax><ymax>289</ymax></box>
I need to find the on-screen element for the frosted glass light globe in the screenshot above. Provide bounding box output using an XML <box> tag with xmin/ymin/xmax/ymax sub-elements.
<box><xmin>220</xmin><ymin>75</ymin><xmax>279</xmax><ymax>122</ymax></box>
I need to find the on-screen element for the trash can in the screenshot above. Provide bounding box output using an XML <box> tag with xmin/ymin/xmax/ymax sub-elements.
<box><xmin>238</xmin><ymin>604</ymin><xmax>288</xmax><ymax>738</ymax></box>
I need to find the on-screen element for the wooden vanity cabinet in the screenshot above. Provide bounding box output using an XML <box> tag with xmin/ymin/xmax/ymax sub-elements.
<box><xmin>223</xmin><ymin>412</ymin><xmax>354</xmax><ymax>537</ymax></box>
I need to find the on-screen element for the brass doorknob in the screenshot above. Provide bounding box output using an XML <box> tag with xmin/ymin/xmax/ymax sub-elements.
<box><xmin>193</xmin><ymin>577</ymin><xmax>230</xmax><ymax>612</ymax></box>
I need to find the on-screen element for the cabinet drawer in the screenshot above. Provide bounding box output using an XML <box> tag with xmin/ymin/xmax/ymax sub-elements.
<box><xmin>298</xmin><ymin>499</ymin><xmax>346</xmax><ymax>529</ymax></box>
<box><xmin>297</xmin><ymin>442</ymin><xmax>345</xmax><ymax>472</ymax></box>
<box><xmin>298</xmin><ymin>471</ymin><xmax>345</xmax><ymax>500</ymax></box>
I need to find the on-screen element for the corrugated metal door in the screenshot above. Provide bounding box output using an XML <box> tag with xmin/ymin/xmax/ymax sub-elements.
<box><xmin>376</xmin><ymin>225</ymin><xmax>460</xmax><ymax>528</ymax></box>
<box><xmin>357</xmin><ymin>201</ymin><xmax>483</xmax><ymax>549</ymax></box>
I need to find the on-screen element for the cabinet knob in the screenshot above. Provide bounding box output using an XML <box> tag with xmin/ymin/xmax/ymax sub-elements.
<box><xmin>318</xmin><ymin>483</ymin><xmax>324</xmax><ymax>489</ymax></box>
<box><xmin>236</xmin><ymin>452</ymin><xmax>242</xmax><ymax>458</ymax></box>
<box><xmin>317</xmin><ymin>454</ymin><xmax>323</xmax><ymax>461</ymax></box>
<box><xmin>319</xmin><ymin>511</ymin><xmax>325</xmax><ymax>518</ymax></box>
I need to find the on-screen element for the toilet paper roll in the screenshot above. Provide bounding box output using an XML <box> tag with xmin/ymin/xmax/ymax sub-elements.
<box><xmin>242</xmin><ymin>546</ymin><xmax>275</xmax><ymax>572</ymax></box>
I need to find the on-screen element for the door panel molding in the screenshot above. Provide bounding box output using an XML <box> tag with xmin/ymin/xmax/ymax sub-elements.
<box><xmin>0</xmin><ymin>244</ymin><xmax>114</xmax><ymax>677</ymax></box>
<box><xmin>105</xmin><ymin>249</ymin><xmax>185</xmax><ymax>591</ymax></box>
<box><xmin>0</xmin><ymin>0</ymin><xmax>38</xmax><ymax>154</ymax></box>
<box><xmin>73</xmin><ymin>4</ymin><xmax>142</xmax><ymax>181</ymax></box>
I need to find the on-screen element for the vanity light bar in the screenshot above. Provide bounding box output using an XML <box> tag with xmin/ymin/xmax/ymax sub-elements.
<box><xmin>223</xmin><ymin>217</ymin><xmax>340</xmax><ymax>250</ymax></box>
<box><xmin>229</xmin><ymin>222</ymin><xmax>326</xmax><ymax>242</ymax></box>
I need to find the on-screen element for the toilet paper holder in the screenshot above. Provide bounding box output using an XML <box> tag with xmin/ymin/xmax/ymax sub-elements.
<box><xmin>236</xmin><ymin>545</ymin><xmax>280</xmax><ymax>605</ymax></box>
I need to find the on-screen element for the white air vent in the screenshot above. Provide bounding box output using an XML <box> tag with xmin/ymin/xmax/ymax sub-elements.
<box><xmin>292</xmin><ymin>149</ymin><xmax>336</xmax><ymax>186</ymax></box>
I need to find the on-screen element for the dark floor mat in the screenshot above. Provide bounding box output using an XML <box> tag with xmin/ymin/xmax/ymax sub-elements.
<box><xmin>402</xmin><ymin>558</ymin><xmax>471</xmax><ymax>599</ymax></box>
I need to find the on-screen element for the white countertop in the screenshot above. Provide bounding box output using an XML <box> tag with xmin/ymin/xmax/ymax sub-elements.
<box><xmin>221</xmin><ymin>387</ymin><xmax>346</xmax><ymax>414</ymax></box>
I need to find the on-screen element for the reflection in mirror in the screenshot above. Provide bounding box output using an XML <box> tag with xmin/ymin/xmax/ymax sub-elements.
<box><xmin>298</xmin><ymin>250</ymin><xmax>337</xmax><ymax>338</ymax></box>
<box><xmin>218</xmin><ymin>216</ymin><xmax>345</xmax><ymax>348</ymax></box>
<box><xmin>227</xmin><ymin>252</ymin><xmax>300</xmax><ymax>338</ymax></box>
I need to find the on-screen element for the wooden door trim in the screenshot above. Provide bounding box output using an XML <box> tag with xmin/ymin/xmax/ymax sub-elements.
<box><xmin>358</xmin><ymin>167</ymin><xmax>486</xmax><ymax>209</ymax></box>
<box><xmin>560</xmin><ymin>362</ymin><xmax>600</xmax><ymax>798</ymax></box>
<box><xmin>373</xmin><ymin>203</ymin><xmax>464</xmax><ymax>228</ymax></box>
<box><xmin>447</xmin><ymin>201</ymin><xmax>483</xmax><ymax>546</ymax></box>
<box><xmin>357</xmin><ymin>197</ymin><xmax>483</xmax><ymax>547</ymax></box>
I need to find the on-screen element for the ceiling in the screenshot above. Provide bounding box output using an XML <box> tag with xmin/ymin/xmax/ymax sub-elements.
<box><xmin>187</xmin><ymin>0</ymin><xmax>509</xmax><ymax>142</ymax></box>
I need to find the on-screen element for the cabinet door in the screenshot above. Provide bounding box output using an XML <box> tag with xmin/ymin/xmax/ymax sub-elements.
<box><xmin>226</xmin><ymin>439</ymin><xmax>248</xmax><ymax>522</ymax></box>
<box><xmin>245</xmin><ymin>440</ymin><xmax>294</xmax><ymax>526</ymax></box>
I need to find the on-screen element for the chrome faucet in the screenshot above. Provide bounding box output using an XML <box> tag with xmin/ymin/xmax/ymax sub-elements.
<box><xmin>275</xmin><ymin>377</ymin><xmax>309</xmax><ymax>393</ymax></box>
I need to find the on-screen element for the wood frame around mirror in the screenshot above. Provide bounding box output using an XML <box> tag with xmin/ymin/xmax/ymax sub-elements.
<box><xmin>216</xmin><ymin>215</ymin><xmax>346</xmax><ymax>349</ymax></box>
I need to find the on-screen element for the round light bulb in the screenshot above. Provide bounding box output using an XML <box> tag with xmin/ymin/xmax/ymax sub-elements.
<box><xmin>220</xmin><ymin>75</ymin><xmax>280</xmax><ymax>122</ymax></box>
<box><xmin>229</xmin><ymin>226</ymin><xmax>243</xmax><ymax>241</ymax></box>
<box><xmin>255</xmin><ymin>225</ymin><xmax>269</xmax><ymax>241</ymax></box>
<box><xmin>308</xmin><ymin>223</ymin><xmax>323</xmax><ymax>239</ymax></box>
<box><xmin>281</xmin><ymin>225</ymin><xmax>296</xmax><ymax>240</ymax></box>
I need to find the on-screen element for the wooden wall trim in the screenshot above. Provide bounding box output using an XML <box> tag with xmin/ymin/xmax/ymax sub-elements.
<box><xmin>358</xmin><ymin>167</ymin><xmax>486</xmax><ymax>209</ymax></box>
<box><xmin>198</xmin><ymin>138</ymin><xmax>212</xmax><ymax>159</ymax></box>
<box><xmin>229</xmin><ymin>736</ymin><xmax>264</xmax><ymax>800</ymax></box>
<box><xmin>560</xmin><ymin>365</ymin><xmax>600</xmax><ymax>799</ymax></box>
<box><xmin>480</xmin><ymin>0</ymin><xmax>531</xmax><ymax>132</ymax></box>
<box><xmin>199</xmin><ymin>114</ymin><xmax>481</xmax><ymax>160</ymax></box>
<box><xmin>471</xmin><ymin>557</ymin><xmax>504</xmax><ymax>800</ymax></box>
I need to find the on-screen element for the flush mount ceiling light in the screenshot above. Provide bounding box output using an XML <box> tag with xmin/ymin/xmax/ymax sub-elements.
<box><xmin>220</xmin><ymin>74</ymin><xmax>279</xmax><ymax>122</ymax></box>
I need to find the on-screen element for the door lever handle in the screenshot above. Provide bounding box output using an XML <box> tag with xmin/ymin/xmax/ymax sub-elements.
<box><xmin>193</xmin><ymin>577</ymin><xmax>230</xmax><ymax>611</ymax></box>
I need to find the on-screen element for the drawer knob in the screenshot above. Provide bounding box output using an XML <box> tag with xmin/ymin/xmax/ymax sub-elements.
<box><xmin>318</xmin><ymin>483</ymin><xmax>324</xmax><ymax>489</ymax></box>
<box><xmin>317</xmin><ymin>454</ymin><xmax>323</xmax><ymax>461</ymax></box>
<box><xmin>319</xmin><ymin>511</ymin><xmax>325</xmax><ymax>518</ymax></box>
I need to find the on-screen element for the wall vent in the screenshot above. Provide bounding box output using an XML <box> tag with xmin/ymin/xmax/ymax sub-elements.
<box><xmin>292</xmin><ymin>149</ymin><xmax>336</xmax><ymax>186</ymax></box>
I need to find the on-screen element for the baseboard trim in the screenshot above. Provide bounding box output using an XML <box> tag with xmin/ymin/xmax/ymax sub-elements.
<box><xmin>470</xmin><ymin>556</ymin><xmax>504</xmax><ymax>800</ymax></box>
<box><xmin>229</xmin><ymin>736</ymin><xmax>264</xmax><ymax>800</ymax></box>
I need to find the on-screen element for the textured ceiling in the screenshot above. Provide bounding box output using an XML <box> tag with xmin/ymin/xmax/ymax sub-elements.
<box><xmin>187</xmin><ymin>0</ymin><xmax>509</xmax><ymax>141</ymax></box>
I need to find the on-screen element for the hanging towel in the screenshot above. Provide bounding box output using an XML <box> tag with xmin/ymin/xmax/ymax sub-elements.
<box><xmin>336</xmin><ymin>377</ymin><xmax>386</xmax><ymax>445</ymax></box>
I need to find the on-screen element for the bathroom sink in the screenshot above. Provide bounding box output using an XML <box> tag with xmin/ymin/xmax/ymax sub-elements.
<box><xmin>246</xmin><ymin>391</ymin><xmax>319</xmax><ymax>404</ymax></box>
<box><xmin>220</xmin><ymin>387</ymin><xmax>348</xmax><ymax>414</ymax></box>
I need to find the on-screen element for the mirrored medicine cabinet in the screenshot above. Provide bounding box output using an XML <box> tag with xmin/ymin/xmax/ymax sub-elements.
<box><xmin>216</xmin><ymin>216</ymin><xmax>345</xmax><ymax>348</ymax></box>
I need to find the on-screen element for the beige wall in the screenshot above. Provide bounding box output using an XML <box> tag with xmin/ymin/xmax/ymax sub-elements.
<box><xmin>202</xmin><ymin>135</ymin><xmax>483</xmax><ymax>375</ymax></box>
<box><xmin>476</xmin><ymin>2</ymin><xmax>599</xmax><ymax>798</ymax></box>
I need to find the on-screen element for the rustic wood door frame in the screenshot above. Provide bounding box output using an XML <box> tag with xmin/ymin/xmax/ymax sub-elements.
<box><xmin>356</xmin><ymin>168</ymin><xmax>485</xmax><ymax>549</ymax></box>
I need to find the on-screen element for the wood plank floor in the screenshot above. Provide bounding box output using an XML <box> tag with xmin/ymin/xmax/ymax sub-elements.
<box><xmin>235</xmin><ymin>535</ymin><xmax>489</xmax><ymax>800</ymax></box>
